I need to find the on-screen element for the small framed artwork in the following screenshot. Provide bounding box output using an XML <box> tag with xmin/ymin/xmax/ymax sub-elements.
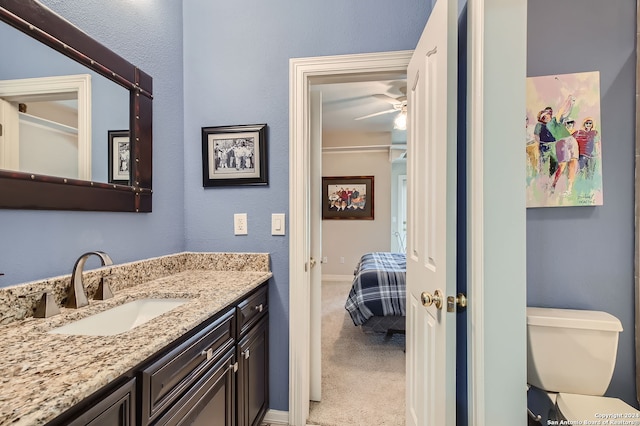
<box><xmin>108</xmin><ymin>130</ymin><xmax>130</xmax><ymax>185</ymax></box>
<box><xmin>202</xmin><ymin>124</ymin><xmax>268</xmax><ymax>187</ymax></box>
<box><xmin>322</xmin><ymin>176</ymin><xmax>374</xmax><ymax>220</ymax></box>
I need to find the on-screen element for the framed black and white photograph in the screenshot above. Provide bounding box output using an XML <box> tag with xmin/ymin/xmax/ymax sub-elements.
<box><xmin>108</xmin><ymin>130</ymin><xmax>130</xmax><ymax>184</ymax></box>
<box><xmin>322</xmin><ymin>175</ymin><xmax>374</xmax><ymax>220</ymax></box>
<box><xmin>201</xmin><ymin>124</ymin><xmax>268</xmax><ymax>187</ymax></box>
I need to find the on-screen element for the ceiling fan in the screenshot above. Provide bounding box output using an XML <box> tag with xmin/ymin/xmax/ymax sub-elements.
<box><xmin>354</xmin><ymin>86</ymin><xmax>407</xmax><ymax>122</ymax></box>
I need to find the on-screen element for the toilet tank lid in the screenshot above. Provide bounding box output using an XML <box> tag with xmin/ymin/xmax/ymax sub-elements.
<box><xmin>526</xmin><ymin>307</ymin><xmax>623</xmax><ymax>332</ymax></box>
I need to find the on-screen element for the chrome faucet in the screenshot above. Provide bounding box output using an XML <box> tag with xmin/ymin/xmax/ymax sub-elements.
<box><xmin>66</xmin><ymin>251</ymin><xmax>113</xmax><ymax>309</ymax></box>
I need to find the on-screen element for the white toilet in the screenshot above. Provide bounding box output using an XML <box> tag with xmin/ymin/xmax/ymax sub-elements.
<box><xmin>527</xmin><ymin>306</ymin><xmax>640</xmax><ymax>421</ymax></box>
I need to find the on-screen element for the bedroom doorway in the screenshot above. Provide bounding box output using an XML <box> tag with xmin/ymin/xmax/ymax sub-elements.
<box><xmin>308</xmin><ymin>74</ymin><xmax>409</xmax><ymax>424</ymax></box>
<box><xmin>289</xmin><ymin>51</ymin><xmax>414</xmax><ymax>426</ymax></box>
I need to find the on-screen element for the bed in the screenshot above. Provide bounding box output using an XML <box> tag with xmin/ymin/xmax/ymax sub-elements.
<box><xmin>344</xmin><ymin>252</ymin><xmax>406</xmax><ymax>334</ymax></box>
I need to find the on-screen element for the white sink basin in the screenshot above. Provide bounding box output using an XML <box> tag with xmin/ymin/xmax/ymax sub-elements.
<box><xmin>49</xmin><ymin>298</ymin><xmax>190</xmax><ymax>336</ymax></box>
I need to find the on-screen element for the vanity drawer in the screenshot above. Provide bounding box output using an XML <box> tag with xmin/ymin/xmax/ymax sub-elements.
<box><xmin>141</xmin><ymin>308</ymin><xmax>235</xmax><ymax>424</ymax></box>
<box><xmin>237</xmin><ymin>284</ymin><xmax>268</xmax><ymax>336</ymax></box>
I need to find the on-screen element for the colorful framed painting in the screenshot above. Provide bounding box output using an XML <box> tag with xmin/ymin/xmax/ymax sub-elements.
<box><xmin>322</xmin><ymin>176</ymin><xmax>374</xmax><ymax>220</ymax></box>
<box><xmin>201</xmin><ymin>124</ymin><xmax>268</xmax><ymax>187</ymax></box>
<box><xmin>526</xmin><ymin>71</ymin><xmax>603</xmax><ymax>207</ymax></box>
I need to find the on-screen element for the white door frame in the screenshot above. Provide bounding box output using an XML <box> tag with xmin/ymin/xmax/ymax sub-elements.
<box><xmin>466</xmin><ymin>1</ymin><xmax>527</xmax><ymax>424</ymax></box>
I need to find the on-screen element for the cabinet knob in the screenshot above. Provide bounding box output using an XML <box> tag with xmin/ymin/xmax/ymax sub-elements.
<box><xmin>244</xmin><ymin>349</ymin><xmax>250</xmax><ymax>359</ymax></box>
<box><xmin>201</xmin><ymin>348</ymin><xmax>213</xmax><ymax>361</ymax></box>
<box><xmin>254</xmin><ymin>304</ymin><xmax>264</xmax><ymax>313</ymax></box>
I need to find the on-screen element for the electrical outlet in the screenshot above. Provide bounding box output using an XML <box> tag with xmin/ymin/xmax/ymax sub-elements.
<box><xmin>234</xmin><ymin>213</ymin><xmax>248</xmax><ymax>235</ymax></box>
<box><xmin>340</xmin><ymin>257</ymin><xmax>345</xmax><ymax>264</ymax></box>
<box><xmin>322</xmin><ymin>256</ymin><xmax>328</xmax><ymax>264</ymax></box>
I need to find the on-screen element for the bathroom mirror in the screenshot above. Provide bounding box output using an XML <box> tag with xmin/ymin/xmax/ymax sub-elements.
<box><xmin>0</xmin><ymin>0</ymin><xmax>152</xmax><ymax>212</ymax></box>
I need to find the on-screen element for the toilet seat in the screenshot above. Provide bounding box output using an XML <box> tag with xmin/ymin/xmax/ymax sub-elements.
<box><xmin>556</xmin><ymin>393</ymin><xmax>640</xmax><ymax>422</ymax></box>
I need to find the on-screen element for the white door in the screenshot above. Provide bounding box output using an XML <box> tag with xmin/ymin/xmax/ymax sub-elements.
<box><xmin>309</xmin><ymin>89</ymin><xmax>322</xmax><ymax>401</ymax></box>
<box><xmin>397</xmin><ymin>174</ymin><xmax>407</xmax><ymax>253</ymax></box>
<box><xmin>405</xmin><ymin>0</ymin><xmax>457</xmax><ymax>424</ymax></box>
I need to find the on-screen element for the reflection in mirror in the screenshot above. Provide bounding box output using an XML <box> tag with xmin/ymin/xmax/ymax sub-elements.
<box><xmin>0</xmin><ymin>0</ymin><xmax>152</xmax><ymax>212</ymax></box>
<box><xmin>0</xmin><ymin>21</ymin><xmax>130</xmax><ymax>184</ymax></box>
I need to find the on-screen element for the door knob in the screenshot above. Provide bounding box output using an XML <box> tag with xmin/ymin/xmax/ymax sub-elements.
<box><xmin>447</xmin><ymin>293</ymin><xmax>467</xmax><ymax>312</ymax></box>
<box><xmin>421</xmin><ymin>289</ymin><xmax>443</xmax><ymax>310</ymax></box>
<box><xmin>310</xmin><ymin>257</ymin><xmax>317</xmax><ymax>268</ymax></box>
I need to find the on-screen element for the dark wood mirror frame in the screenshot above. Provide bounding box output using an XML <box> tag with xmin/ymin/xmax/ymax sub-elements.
<box><xmin>0</xmin><ymin>0</ymin><xmax>152</xmax><ymax>212</ymax></box>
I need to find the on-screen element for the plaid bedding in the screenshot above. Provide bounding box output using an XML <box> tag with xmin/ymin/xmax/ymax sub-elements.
<box><xmin>344</xmin><ymin>252</ymin><xmax>406</xmax><ymax>326</ymax></box>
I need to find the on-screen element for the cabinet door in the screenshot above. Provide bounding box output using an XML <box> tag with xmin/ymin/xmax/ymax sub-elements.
<box><xmin>142</xmin><ymin>308</ymin><xmax>235</xmax><ymax>424</ymax></box>
<box><xmin>237</xmin><ymin>318</ymin><xmax>268</xmax><ymax>426</ymax></box>
<box><xmin>153</xmin><ymin>349</ymin><xmax>236</xmax><ymax>426</ymax></box>
<box><xmin>66</xmin><ymin>378</ymin><xmax>136</xmax><ymax>426</ymax></box>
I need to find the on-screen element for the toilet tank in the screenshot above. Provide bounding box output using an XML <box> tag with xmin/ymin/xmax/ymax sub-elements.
<box><xmin>526</xmin><ymin>307</ymin><xmax>623</xmax><ymax>396</ymax></box>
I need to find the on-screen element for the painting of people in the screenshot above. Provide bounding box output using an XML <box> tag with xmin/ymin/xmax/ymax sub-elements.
<box><xmin>201</xmin><ymin>124</ymin><xmax>268</xmax><ymax>186</ymax></box>
<box><xmin>526</xmin><ymin>71</ymin><xmax>603</xmax><ymax>207</ymax></box>
<box><xmin>322</xmin><ymin>176</ymin><xmax>374</xmax><ymax>220</ymax></box>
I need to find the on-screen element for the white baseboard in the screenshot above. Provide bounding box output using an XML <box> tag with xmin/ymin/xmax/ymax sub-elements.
<box><xmin>321</xmin><ymin>274</ymin><xmax>353</xmax><ymax>281</ymax></box>
<box><xmin>263</xmin><ymin>409</ymin><xmax>289</xmax><ymax>425</ymax></box>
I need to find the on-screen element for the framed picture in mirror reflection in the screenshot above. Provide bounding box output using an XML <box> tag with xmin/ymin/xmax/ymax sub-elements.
<box><xmin>108</xmin><ymin>130</ymin><xmax>130</xmax><ymax>185</ymax></box>
<box><xmin>201</xmin><ymin>124</ymin><xmax>268</xmax><ymax>187</ymax></box>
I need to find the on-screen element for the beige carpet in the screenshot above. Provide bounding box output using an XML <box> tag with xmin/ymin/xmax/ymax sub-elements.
<box><xmin>307</xmin><ymin>280</ymin><xmax>406</xmax><ymax>426</ymax></box>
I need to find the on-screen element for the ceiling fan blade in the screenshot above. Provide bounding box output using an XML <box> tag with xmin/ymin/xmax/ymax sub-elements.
<box><xmin>372</xmin><ymin>94</ymin><xmax>402</xmax><ymax>105</ymax></box>
<box><xmin>354</xmin><ymin>108</ymin><xmax>397</xmax><ymax>121</ymax></box>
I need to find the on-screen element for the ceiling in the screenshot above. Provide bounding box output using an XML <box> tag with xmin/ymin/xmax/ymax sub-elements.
<box><xmin>315</xmin><ymin>78</ymin><xmax>408</xmax><ymax>144</ymax></box>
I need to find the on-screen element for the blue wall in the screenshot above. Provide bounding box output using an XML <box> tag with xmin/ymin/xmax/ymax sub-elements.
<box><xmin>0</xmin><ymin>0</ymin><xmax>185</xmax><ymax>284</ymax></box>
<box><xmin>527</xmin><ymin>0</ymin><xmax>637</xmax><ymax>407</ymax></box>
<box><xmin>182</xmin><ymin>0</ymin><xmax>431</xmax><ymax>411</ymax></box>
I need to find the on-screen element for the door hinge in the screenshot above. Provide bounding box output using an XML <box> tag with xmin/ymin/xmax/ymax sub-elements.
<box><xmin>0</xmin><ymin>123</ymin><xmax>3</xmax><ymax>136</ymax></box>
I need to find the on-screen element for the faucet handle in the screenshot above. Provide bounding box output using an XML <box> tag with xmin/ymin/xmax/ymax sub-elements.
<box><xmin>34</xmin><ymin>291</ymin><xmax>60</xmax><ymax>318</ymax></box>
<box><xmin>94</xmin><ymin>275</ymin><xmax>114</xmax><ymax>301</ymax></box>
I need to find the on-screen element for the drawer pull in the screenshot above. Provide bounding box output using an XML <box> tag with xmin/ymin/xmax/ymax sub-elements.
<box><xmin>229</xmin><ymin>362</ymin><xmax>239</xmax><ymax>373</ymax></box>
<box><xmin>201</xmin><ymin>348</ymin><xmax>214</xmax><ymax>361</ymax></box>
<box><xmin>244</xmin><ymin>349</ymin><xmax>250</xmax><ymax>359</ymax></box>
<box><xmin>254</xmin><ymin>304</ymin><xmax>264</xmax><ymax>313</ymax></box>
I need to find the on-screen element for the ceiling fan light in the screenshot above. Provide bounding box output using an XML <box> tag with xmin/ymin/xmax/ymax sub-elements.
<box><xmin>394</xmin><ymin>111</ymin><xmax>407</xmax><ymax>130</ymax></box>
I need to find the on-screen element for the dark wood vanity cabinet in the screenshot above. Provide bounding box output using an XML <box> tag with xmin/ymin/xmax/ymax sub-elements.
<box><xmin>46</xmin><ymin>282</ymin><xmax>269</xmax><ymax>426</ymax></box>
<box><xmin>66</xmin><ymin>378</ymin><xmax>136</xmax><ymax>426</ymax></box>
<box><xmin>143</xmin><ymin>283</ymin><xmax>269</xmax><ymax>426</ymax></box>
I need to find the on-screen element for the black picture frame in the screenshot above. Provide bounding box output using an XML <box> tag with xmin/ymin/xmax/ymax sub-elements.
<box><xmin>322</xmin><ymin>176</ymin><xmax>374</xmax><ymax>220</ymax></box>
<box><xmin>201</xmin><ymin>124</ymin><xmax>268</xmax><ymax>187</ymax></box>
<box><xmin>107</xmin><ymin>130</ymin><xmax>130</xmax><ymax>185</ymax></box>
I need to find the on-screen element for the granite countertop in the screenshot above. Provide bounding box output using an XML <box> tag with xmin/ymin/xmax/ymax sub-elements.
<box><xmin>0</xmin><ymin>257</ymin><xmax>272</xmax><ymax>426</ymax></box>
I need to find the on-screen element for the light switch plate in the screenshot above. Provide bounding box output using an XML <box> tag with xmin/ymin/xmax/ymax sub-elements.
<box><xmin>234</xmin><ymin>213</ymin><xmax>248</xmax><ymax>235</ymax></box>
<box><xmin>271</xmin><ymin>213</ymin><xmax>285</xmax><ymax>235</ymax></box>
